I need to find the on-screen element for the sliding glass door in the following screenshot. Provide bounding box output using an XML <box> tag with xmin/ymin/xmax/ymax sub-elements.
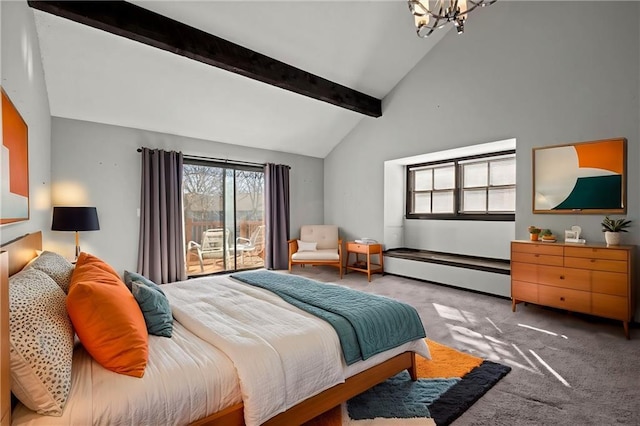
<box><xmin>183</xmin><ymin>160</ymin><xmax>264</xmax><ymax>277</ymax></box>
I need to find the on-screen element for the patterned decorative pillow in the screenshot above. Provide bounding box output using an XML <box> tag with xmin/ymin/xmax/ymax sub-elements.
<box><xmin>9</xmin><ymin>268</ymin><xmax>74</xmax><ymax>416</ymax></box>
<box><xmin>25</xmin><ymin>251</ymin><xmax>74</xmax><ymax>293</ymax></box>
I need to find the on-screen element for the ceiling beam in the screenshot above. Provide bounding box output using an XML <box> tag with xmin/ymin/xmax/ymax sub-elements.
<box><xmin>28</xmin><ymin>1</ymin><xmax>382</xmax><ymax>118</ymax></box>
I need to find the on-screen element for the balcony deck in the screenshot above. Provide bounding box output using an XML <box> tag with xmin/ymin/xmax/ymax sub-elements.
<box><xmin>186</xmin><ymin>252</ymin><xmax>264</xmax><ymax>277</ymax></box>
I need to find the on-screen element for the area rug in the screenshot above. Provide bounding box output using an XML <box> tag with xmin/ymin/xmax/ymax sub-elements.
<box><xmin>305</xmin><ymin>339</ymin><xmax>511</xmax><ymax>426</ymax></box>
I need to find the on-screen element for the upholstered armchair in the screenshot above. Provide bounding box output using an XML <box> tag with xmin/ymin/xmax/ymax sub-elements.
<box><xmin>288</xmin><ymin>225</ymin><xmax>343</xmax><ymax>278</ymax></box>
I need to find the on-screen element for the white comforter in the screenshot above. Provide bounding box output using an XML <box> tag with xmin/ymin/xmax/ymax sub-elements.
<box><xmin>163</xmin><ymin>275</ymin><xmax>345</xmax><ymax>426</ymax></box>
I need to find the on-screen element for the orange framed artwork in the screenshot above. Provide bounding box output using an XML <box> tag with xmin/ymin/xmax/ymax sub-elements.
<box><xmin>1</xmin><ymin>88</ymin><xmax>29</xmax><ymax>224</ymax></box>
<box><xmin>532</xmin><ymin>138</ymin><xmax>626</xmax><ymax>214</ymax></box>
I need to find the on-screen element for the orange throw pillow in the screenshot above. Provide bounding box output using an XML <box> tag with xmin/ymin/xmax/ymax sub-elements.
<box><xmin>67</xmin><ymin>252</ymin><xmax>148</xmax><ymax>377</ymax></box>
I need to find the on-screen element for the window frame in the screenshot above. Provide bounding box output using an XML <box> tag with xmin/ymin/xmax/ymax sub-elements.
<box><xmin>405</xmin><ymin>150</ymin><xmax>516</xmax><ymax>221</ymax></box>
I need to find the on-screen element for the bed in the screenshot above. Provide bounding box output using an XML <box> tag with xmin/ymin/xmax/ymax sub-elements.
<box><xmin>1</xmin><ymin>232</ymin><xmax>430</xmax><ymax>426</ymax></box>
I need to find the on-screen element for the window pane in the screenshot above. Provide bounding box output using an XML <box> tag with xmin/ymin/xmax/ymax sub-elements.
<box><xmin>462</xmin><ymin>189</ymin><xmax>486</xmax><ymax>212</ymax></box>
<box><xmin>490</xmin><ymin>158</ymin><xmax>516</xmax><ymax>186</ymax></box>
<box><xmin>463</xmin><ymin>162</ymin><xmax>488</xmax><ymax>188</ymax></box>
<box><xmin>413</xmin><ymin>193</ymin><xmax>431</xmax><ymax>213</ymax></box>
<box><xmin>414</xmin><ymin>169</ymin><xmax>432</xmax><ymax>191</ymax></box>
<box><xmin>433</xmin><ymin>166</ymin><xmax>455</xmax><ymax>189</ymax></box>
<box><xmin>432</xmin><ymin>191</ymin><xmax>454</xmax><ymax>213</ymax></box>
<box><xmin>488</xmin><ymin>187</ymin><xmax>516</xmax><ymax>212</ymax></box>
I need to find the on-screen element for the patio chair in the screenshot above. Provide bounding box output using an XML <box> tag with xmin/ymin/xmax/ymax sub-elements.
<box><xmin>236</xmin><ymin>225</ymin><xmax>265</xmax><ymax>265</ymax></box>
<box><xmin>187</xmin><ymin>228</ymin><xmax>232</xmax><ymax>271</ymax></box>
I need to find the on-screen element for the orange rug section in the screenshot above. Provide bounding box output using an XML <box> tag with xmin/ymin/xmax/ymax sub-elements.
<box><xmin>417</xmin><ymin>339</ymin><xmax>483</xmax><ymax>379</ymax></box>
<box><xmin>305</xmin><ymin>339</ymin><xmax>482</xmax><ymax>426</ymax></box>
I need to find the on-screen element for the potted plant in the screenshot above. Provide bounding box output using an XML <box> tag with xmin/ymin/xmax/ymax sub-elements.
<box><xmin>528</xmin><ymin>226</ymin><xmax>541</xmax><ymax>241</ymax></box>
<box><xmin>541</xmin><ymin>229</ymin><xmax>555</xmax><ymax>241</ymax></box>
<box><xmin>601</xmin><ymin>216</ymin><xmax>632</xmax><ymax>246</ymax></box>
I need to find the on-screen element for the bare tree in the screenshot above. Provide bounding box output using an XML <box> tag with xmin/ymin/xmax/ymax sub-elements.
<box><xmin>183</xmin><ymin>165</ymin><xmax>223</xmax><ymax>222</ymax></box>
<box><xmin>235</xmin><ymin>170</ymin><xmax>264</xmax><ymax>221</ymax></box>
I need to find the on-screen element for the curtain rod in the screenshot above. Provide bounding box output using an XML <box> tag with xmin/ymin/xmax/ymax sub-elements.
<box><xmin>136</xmin><ymin>148</ymin><xmax>273</xmax><ymax>168</ymax></box>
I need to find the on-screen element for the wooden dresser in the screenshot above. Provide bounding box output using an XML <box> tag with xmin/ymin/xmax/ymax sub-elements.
<box><xmin>511</xmin><ymin>241</ymin><xmax>636</xmax><ymax>339</ymax></box>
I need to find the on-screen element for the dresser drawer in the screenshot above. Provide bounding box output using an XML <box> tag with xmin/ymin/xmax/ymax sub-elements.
<box><xmin>538</xmin><ymin>285</ymin><xmax>591</xmax><ymax>313</ymax></box>
<box><xmin>592</xmin><ymin>293</ymin><xmax>629</xmax><ymax>321</ymax></box>
<box><xmin>512</xmin><ymin>242</ymin><xmax>563</xmax><ymax>256</ymax></box>
<box><xmin>564</xmin><ymin>246</ymin><xmax>627</xmax><ymax>261</ymax></box>
<box><xmin>564</xmin><ymin>257</ymin><xmax>627</xmax><ymax>273</ymax></box>
<box><xmin>537</xmin><ymin>266</ymin><xmax>590</xmax><ymax>291</ymax></box>
<box><xmin>512</xmin><ymin>252</ymin><xmax>563</xmax><ymax>266</ymax></box>
<box><xmin>512</xmin><ymin>280</ymin><xmax>538</xmax><ymax>303</ymax></box>
<box><xmin>591</xmin><ymin>271</ymin><xmax>628</xmax><ymax>297</ymax></box>
<box><xmin>511</xmin><ymin>262</ymin><xmax>537</xmax><ymax>283</ymax></box>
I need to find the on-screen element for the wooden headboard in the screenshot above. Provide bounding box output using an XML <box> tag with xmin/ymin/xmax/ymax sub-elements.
<box><xmin>1</xmin><ymin>232</ymin><xmax>43</xmax><ymax>426</ymax></box>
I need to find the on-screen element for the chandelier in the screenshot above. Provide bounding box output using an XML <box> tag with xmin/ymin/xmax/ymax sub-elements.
<box><xmin>408</xmin><ymin>0</ymin><xmax>497</xmax><ymax>38</ymax></box>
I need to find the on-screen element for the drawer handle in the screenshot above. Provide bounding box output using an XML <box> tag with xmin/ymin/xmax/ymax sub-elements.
<box><xmin>534</xmin><ymin>254</ymin><xmax>540</xmax><ymax>257</ymax></box>
<box><xmin>590</xmin><ymin>259</ymin><xmax>596</xmax><ymax>263</ymax></box>
<box><xmin>559</xmin><ymin>275</ymin><xmax>565</xmax><ymax>280</ymax></box>
<box><xmin>560</xmin><ymin>297</ymin><xmax>565</xmax><ymax>301</ymax></box>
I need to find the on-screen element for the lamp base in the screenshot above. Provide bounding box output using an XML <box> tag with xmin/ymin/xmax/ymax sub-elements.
<box><xmin>75</xmin><ymin>231</ymin><xmax>81</xmax><ymax>259</ymax></box>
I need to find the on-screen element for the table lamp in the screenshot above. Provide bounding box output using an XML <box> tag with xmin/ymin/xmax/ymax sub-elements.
<box><xmin>51</xmin><ymin>207</ymin><xmax>100</xmax><ymax>258</ymax></box>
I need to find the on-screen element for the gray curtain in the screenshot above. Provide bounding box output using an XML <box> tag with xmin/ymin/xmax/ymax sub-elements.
<box><xmin>264</xmin><ymin>163</ymin><xmax>290</xmax><ymax>270</ymax></box>
<box><xmin>137</xmin><ymin>148</ymin><xmax>186</xmax><ymax>284</ymax></box>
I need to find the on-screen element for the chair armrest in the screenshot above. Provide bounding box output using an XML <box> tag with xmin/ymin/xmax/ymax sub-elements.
<box><xmin>337</xmin><ymin>239</ymin><xmax>343</xmax><ymax>255</ymax></box>
<box><xmin>236</xmin><ymin>237</ymin><xmax>251</xmax><ymax>244</ymax></box>
<box><xmin>288</xmin><ymin>239</ymin><xmax>298</xmax><ymax>256</ymax></box>
<box><xmin>188</xmin><ymin>241</ymin><xmax>201</xmax><ymax>250</ymax></box>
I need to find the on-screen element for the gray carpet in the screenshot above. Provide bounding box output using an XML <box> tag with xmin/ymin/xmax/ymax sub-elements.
<box><xmin>284</xmin><ymin>266</ymin><xmax>640</xmax><ymax>425</ymax></box>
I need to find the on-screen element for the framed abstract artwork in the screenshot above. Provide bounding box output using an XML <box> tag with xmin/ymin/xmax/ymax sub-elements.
<box><xmin>533</xmin><ymin>138</ymin><xmax>626</xmax><ymax>214</ymax></box>
<box><xmin>1</xmin><ymin>88</ymin><xmax>29</xmax><ymax>224</ymax></box>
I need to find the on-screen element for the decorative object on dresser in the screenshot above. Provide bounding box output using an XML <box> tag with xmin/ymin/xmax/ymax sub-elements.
<box><xmin>540</xmin><ymin>229</ymin><xmax>556</xmax><ymax>242</ymax></box>
<box><xmin>511</xmin><ymin>241</ymin><xmax>636</xmax><ymax>339</ymax></box>
<box><xmin>564</xmin><ymin>225</ymin><xmax>585</xmax><ymax>244</ymax></box>
<box><xmin>601</xmin><ymin>216</ymin><xmax>632</xmax><ymax>246</ymax></box>
<box><xmin>51</xmin><ymin>206</ymin><xmax>100</xmax><ymax>258</ymax></box>
<box><xmin>345</xmin><ymin>241</ymin><xmax>384</xmax><ymax>282</ymax></box>
<box><xmin>528</xmin><ymin>226</ymin><xmax>541</xmax><ymax>241</ymax></box>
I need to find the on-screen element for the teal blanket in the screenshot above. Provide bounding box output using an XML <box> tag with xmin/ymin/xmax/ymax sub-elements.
<box><xmin>231</xmin><ymin>271</ymin><xmax>426</xmax><ymax>365</ymax></box>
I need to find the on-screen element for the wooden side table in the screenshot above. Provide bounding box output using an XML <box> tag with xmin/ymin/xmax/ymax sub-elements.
<box><xmin>345</xmin><ymin>242</ymin><xmax>384</xmax><ymax>282</ymax></box>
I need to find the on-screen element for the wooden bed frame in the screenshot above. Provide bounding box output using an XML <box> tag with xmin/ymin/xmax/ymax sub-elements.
<box><xmin>1</xmin><ymin>232</ymin><xmax>417</xmax><ymax>426</ymax></box>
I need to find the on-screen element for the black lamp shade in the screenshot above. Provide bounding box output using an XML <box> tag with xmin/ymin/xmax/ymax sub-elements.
<box><xmin>52</xmin><ymin>207</ymin><xmax>100</xmax><ymax>231</ymax></box>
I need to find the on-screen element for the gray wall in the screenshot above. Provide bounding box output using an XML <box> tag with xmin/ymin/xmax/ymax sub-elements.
<box><xmin>50</xmin><ymin>117</ymin><xmax>324</xmax><ymax>273</ymax></box>
<box><xmin>0</xmin><ymin>1</ymin><xmax>52</xmax><ymax>246</ymax></box>
<box><xmin>326</xmin><ymin>1</ymin><xmax>639</xmax><ymax>245</ymax></box>
<box><xmin>324</xmin><ymin>1</ymin><xmax>639</xmax><ymax>310</ymax></box>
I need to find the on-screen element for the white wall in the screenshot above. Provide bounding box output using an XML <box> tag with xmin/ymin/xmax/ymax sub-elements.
<box><xmin>326</xmin><ymin>1</ymin><xmax>639</xmax><ymax>247</ymax></box>
<box><xmin>0</xmin><ymin>1</ymin><xmax>52</xmax><ymax>246</ymax></box>
<box><xmin>49</xmin><ymin>117</ymin><xmax>324</xmax><ymax>273</ymax></box>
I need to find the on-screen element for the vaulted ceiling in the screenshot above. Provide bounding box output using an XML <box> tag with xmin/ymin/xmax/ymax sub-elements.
<box><xmin>31</xmin><ymin>1</ymin><xmax>448</xmax><ymax>158</ymax></box>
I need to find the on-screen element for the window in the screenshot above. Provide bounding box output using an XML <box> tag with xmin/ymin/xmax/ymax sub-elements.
<box><xmin>406</xmin><ymin>151</ymin><xmax>515</xmax><ymax>220</ymax></box>
<box><xmin>183</xmin><ymin>160</ymin><xmax>265</xmax><ymax>276</ymax></box>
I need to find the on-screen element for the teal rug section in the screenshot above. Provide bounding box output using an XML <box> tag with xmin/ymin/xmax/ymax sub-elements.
<box><xmin>231</xmin><ymin>271</ymin><xmax>426</xmax><ymax>364</ymax></box>
<box><xmin>345</xmin><ymin>360</ymin><xmax>512</xmax><ymax>425</ymax></box>
<box><xmin>347</xmin><ymin>371</ymin><xmax>459</xmax><ymax>420</ymax></box>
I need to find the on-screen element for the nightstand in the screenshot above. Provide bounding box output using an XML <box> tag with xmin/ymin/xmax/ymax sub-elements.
<box><xmin>345</xmin><ymin>242</ymin><xmax>384</xmax><ymax>282</ymax></box>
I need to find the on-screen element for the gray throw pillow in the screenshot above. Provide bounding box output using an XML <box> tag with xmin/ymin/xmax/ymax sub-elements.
<box><xmin>130</xmin><ymin>281</ymin><xmax>173</xmax><ymax>338</ymax></box>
